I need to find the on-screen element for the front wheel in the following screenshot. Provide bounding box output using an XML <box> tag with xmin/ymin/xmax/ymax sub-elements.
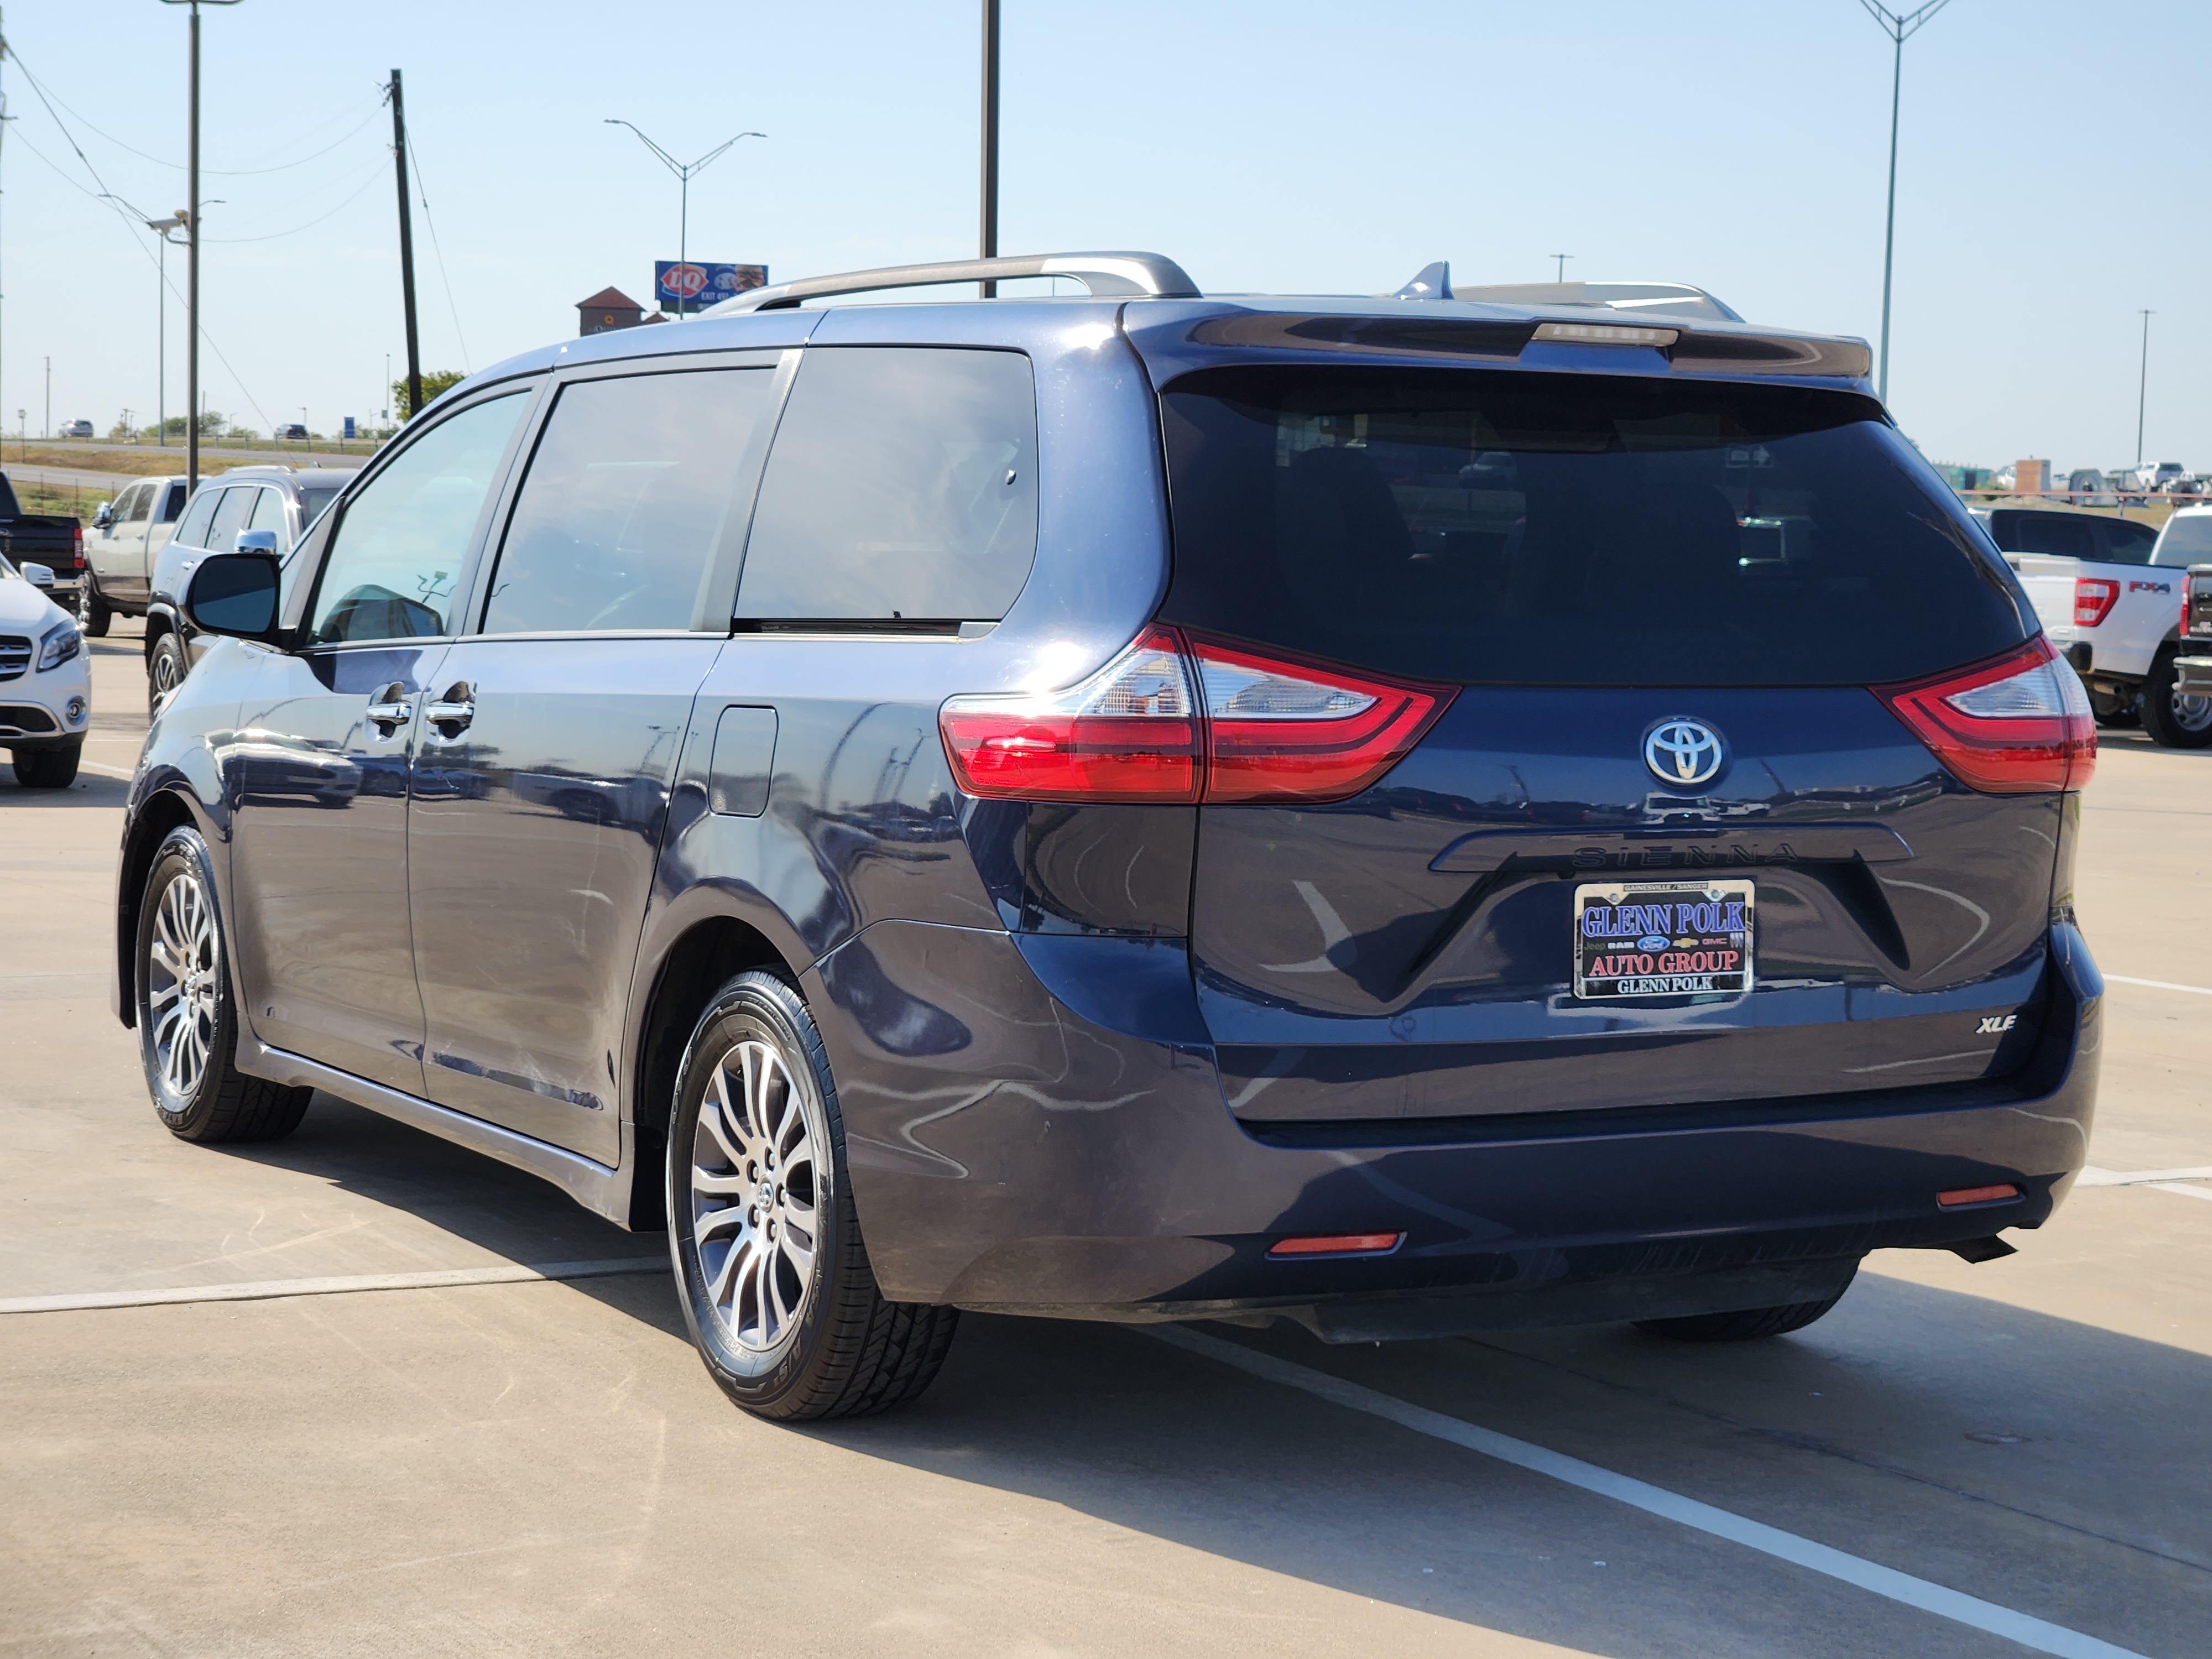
<box><xmin>136</xmin><ymin>825</ymin><xmax>312</xmax><ymax>1142</ymax></box>
<box><xmin>667</xmin><ymin>971</ymin><xmax>958</xmax><ymax>1420</ymax></box>
<box><xmin>2140</xmin><ymin>651</ymin><xmax>2212</xmax><ymax>749</ymax></box>
<box><xmin>148</xmin><ymin>632</ymin><xmax>189</xmax><ymax>717</ymax></box>
<box><xmin>12</xmin><ymin>742</ymin><xmax>81</xmax><ymax>789</ymax></box>
<box><xmin>78</xmin><ymin>580</ymin><xmax>111</xmax><ymax>638</ymax></box>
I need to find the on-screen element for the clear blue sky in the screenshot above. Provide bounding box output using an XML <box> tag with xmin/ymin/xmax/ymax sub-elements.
<box><xmin>2</xmin><ymin>0</ymin><xmax>2203</xmax><ymax>471</ymax></box>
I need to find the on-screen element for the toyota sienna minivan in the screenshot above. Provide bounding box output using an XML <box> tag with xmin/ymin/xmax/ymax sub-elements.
<box><xmin>114</xmin><ymin>253</ymin><xmax>2101</xmax><ymax>1421</ymax></box>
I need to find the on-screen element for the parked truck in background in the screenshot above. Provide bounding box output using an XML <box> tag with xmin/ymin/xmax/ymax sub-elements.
<box><xmin>0</xmin><ymin>473</ymin><xmax>87</xmax><ymax>613</ymax></box>
<box><xmin>78</xmin><ymin>474</ymin><xmax>189</xmax><ymax>636</ymax></box>
<box><xmin>1976</xmin><ymin>503</ymin><xmax>2212</xmax><ymax>748</ymax></box>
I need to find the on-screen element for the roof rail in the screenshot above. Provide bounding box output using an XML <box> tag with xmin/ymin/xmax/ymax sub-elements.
<box><xmin>1389</xmin><ymin>263</ymin><xmax>1743</xmax><ymax>324</ymax></box>
<box><xmin>702</xmin><ymin>251</ymin><xmax>1200</xmax><ymax>316</ymax></box>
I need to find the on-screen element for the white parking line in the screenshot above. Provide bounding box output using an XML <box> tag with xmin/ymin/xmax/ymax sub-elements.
<box><xmin>2105</xmin><ymin>973</ymin><xmax>2212</xmax><ymax>997</ymax></box>
<box><xmin>77</xmin><ymin>760</ymin><xmax>134</xmax><ymax>780</ymax></box>
<box><xmin>0</xmin><ymin>1258</ymin><xmax>668</xmax><ymax>1316</ymax></box>
<box><xmin>1147</xmin><ymin>1324</ymin><xmax>2149</xmax><ymax>1659</ymax></box>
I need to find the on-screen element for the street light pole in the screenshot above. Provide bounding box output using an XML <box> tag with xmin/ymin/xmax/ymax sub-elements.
<box><xmin>148</xmin><ymin>214</ymin><xmax>185</xmax><ymax>447</ymax></box>
<box><xmin>2136</xmin><ymin>309</ymin><xmax>2154</xmax><ymax>469</ymax></box>
<box><xmin>980</xmin><ymin>0</ymin><xmax>999</xmax><ymax>298</ymax></box>
<box><xmin>160</xmin><ymin>1</ymin><xmax>240</xmax><ymax>491</ymax></box>
<box><xmin>604</xmin><ymin>120</ymin><xmax>763</xmax><ymax>319</ymax></box>
<box><xmin>1860</xmin><ymin>0</ymin><xmax>1950</xmax><ymax>407</ymax></box>
<box><xmin>1551</xmin><ymin>253</ymin><xmax>1571</xmax><ymax>283</ymax></box>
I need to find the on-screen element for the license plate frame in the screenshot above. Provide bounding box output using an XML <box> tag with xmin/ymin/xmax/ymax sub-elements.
<box><xmin>1573</xmin><ymin>878</ymin><xmax>1755</xmax><ymax>1001</ymax></box>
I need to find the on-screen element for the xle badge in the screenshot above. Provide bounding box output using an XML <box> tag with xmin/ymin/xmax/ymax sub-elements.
<box><xmin>1976</xmin><ymin>1015</ymin><xmax>2018</xmax><ymax>1035</ymax></box>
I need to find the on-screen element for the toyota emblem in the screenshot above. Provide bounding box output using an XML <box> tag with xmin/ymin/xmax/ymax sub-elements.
<box><xmin>1644</xmin><ymin>718</ymin><xmax>1725</xmax><ymax>786</ymax></box>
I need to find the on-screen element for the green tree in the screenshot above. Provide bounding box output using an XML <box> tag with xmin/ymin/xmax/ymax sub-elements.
<box><xmin>392</xmin><ymin>369</ymin><xmax>467</xmax><ymax>420</ymax></box>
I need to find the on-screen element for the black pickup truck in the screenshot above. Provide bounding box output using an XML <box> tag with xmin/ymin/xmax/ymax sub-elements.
<box><xmin>0</xmin><ymin>473</ymin><xmax>85</xmax><ymax>607</ymax></box>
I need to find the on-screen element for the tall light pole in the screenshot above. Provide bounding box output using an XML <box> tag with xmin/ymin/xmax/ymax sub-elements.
<box><xmin>604</xmin><ymin>119</ymin><xmax>764</xmax><ymax>318</ymax></box>
<box><xmin>148</xmin><ymin>214</ymin><xmax>185</xmax><ymax>446</ymax></box>
<box><xmin>2136</xmin><ymin>309</ymin><xmax>2154</xmax><ymax>469</ymax></box>
<box><xmin>160</xmin><ymin>0</ymin><xmax>241</xmax><ymax>491</ymax></box>
<box><xmin>980</xmin><ymin>0</ymin><xmax>999</xmax><ymax>298</ymax></box>
<box><xmin>1551</xmin><ymin>253</ymin><xmax>1571</xmax><ymax>283</ymax></box>
<box><xmin>1861</xmin><ymin>0</ymin><xmax>1950</xmax><ymax>406</ymax></box>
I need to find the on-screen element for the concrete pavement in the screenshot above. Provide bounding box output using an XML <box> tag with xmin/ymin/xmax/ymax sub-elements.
<box><xmin>1</xmin><ymin>638</ymin><xmax>2205</xmax><ymax>1656</ymax></box>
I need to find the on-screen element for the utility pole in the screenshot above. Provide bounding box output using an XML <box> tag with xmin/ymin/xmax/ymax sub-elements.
<box><xmin>1861</xmin><ymin>1</ymin><xmax>1950</xmax><ymax>406</ymax></box>
<box><xmin>41</xmin><ymin>351</ymin><xmax>46</xmax><ymax>438</ymax></box>
<box><xmin>979</xmin><ymin>0</ymin><xmax>999</xmax><ymax>298</ymax></box>
<box><xmin>2136</xmin><ymin>309</ymin><xmax>2154</xmax><ymax>469</ymax></box>
<box><xmin>161</xmin><ymin>2</ymin><xmax>238</xmax><ymax>489</ymax></box>
<box><xmin>388</xmin><ymin>70</ymin><xmax>422</xmax><ymax>419</ymax></box>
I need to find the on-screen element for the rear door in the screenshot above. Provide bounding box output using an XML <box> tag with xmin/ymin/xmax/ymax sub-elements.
<box><xmin>91</xmin><ymin>482</ymin><xmax>150</xmax><ymax>599</ymax></box>
<box><xmin>144</xmin><ymin>479</ymin><xmax>188</xmax><ymax>570</ymax></box>
<box><xmin>1156</xmin><ymin>366</ymin><xmax>2058</xmax><ymax>1126</ymax></box>
<box><xmin>405</xmin><ymin>356</ymin><xmax>782</xmax><ymax>1162</ymax></box>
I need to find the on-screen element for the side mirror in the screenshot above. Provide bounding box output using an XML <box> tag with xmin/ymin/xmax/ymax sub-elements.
<box><xmin>184</xmin><ymin>550</ymin><xmax>283</xmax><ymax>642</ymax></box>
<box><xmin>93</xmin><ymin>502</ymin><xmax>113</xmax><ymax>528</ymax></box>
<box><xmin>20</xmin><ymin>562</ymin><xmax>55</xmax><ymax>589</ymax></box>
<box><xmin>234</xmin><ymin>528</ymin><xmax>279</xmax><ymax>555</ymax></box>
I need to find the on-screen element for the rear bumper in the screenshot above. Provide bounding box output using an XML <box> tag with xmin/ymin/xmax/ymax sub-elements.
<box><xmin>809</xmin><ymin>920</ymin><xmax>2101</xmax><ymax>1328</ymax></box>
<box><xmin>2177</xmin><ymin>655</ymin><xmax>2212</xmax><ymax>697</ymax></box>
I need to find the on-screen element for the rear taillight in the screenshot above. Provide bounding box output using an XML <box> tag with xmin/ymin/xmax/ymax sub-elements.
<box><xmin>939</xmin><ymin>626</ymin><xmax>1201</xmax><ymax>804</ymax></box>
<box><xmin>1875</xmin><ymin>635</ymin><xmax>2096</xmax><ymax>794</ymax></box>
<box><xmin>71</xmin><ymin>524</ymin><xmax>85</xmax><ymax>573</ymax></box>
<box><xmin>2073</xmin><ymin>577</ymin><xmax>2118</xmax><ymax>626</ymax></box>
<box><xmin>939</xmin><ymin>628</ymin><xmax>1453</xmax><ymax>805</ymax></box>
<box><xmin>1190</xmin><ymin>635</ymin><xmax>1450</xmax><ymax>804</ymax></box>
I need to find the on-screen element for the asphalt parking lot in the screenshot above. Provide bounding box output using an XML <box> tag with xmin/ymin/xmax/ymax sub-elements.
<box><xmin>3</xmin><ymin>629</ymin><xmax>2207</xmax><ymax>1657</ymax></box>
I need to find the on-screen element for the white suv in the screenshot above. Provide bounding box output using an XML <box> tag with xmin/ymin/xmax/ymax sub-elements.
<box><xmin>0</xmin><ymin>551</ymin><xmax>91</xmax><ymax>787</ymax></box>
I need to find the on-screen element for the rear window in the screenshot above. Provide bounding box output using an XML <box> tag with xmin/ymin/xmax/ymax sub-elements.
<box><xmin>2152</xmin><ymin>515</ymin><xmax>2212</xmax><ymax>567</ymax></box>
<box><xmin>1159</xmin><ymin>367</ymin><xmax>2031</xmax><ymax>687</ymax></box>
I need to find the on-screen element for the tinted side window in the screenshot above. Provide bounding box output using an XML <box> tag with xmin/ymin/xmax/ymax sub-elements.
<box><xmin>117</xmin><ymin>483</ymin><xmax>152</xmax><ymax>524</ymax></box>
<box><xmin>2008</xmin><ymin>513</ymin><xmax>2097</xmax><ymax>560</ymax></box>
<box><xmin>247</xmin><ymin>487</ymin><xmax>289</xmax><ymax>547</ymax></box>
<box><xmin>2098</xmin><ymin>518</ymin><xmax>2157</xmax><ymax>566</ymax></box>
<box><xmin>173</xmin><ymin>488</ymin><xmax>220</xmax><ymax>550</ymax></box>
<box><xmin>208</xmin><ymin>486</ymin><xmax>257</xmax><ymax>551</ymax></box>
<box><xmin>482</xmin><ymin>368</ymin><xmax>774</xmax><ymax>634</ymax></box>
<box><xmin>308</xmin><ymin>392</ymin><xmax>529</xmax><ymax>645</ymax></box>
<box><xmin>159</xmin><ymin>483</ymin><xmax>187</xmax><ymax>524</ymax></box>
<box><xmin>738</xmin><ymin>347</ymin><xmax>1038</xmax><ymax>622</ymax></box>
<box><xmin>2152</xmin><ymin>514</ymin><xmax>2212</xmax><ymax>567</ymax></box>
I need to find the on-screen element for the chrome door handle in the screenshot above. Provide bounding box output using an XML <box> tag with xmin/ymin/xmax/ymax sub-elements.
<box><xmin>365</xmin><ymin>684</ymin><xmax>413</xmax><ymax>738</ymax></box>
<box><xmin>422</xmin><ymin>681</ymin><xmax>475</xmax><ymax>740</ymax></box>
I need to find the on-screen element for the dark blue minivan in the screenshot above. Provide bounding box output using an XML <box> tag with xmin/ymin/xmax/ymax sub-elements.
<box><xmin>113</xmin><ymin>254</ymin><xmax>2101</xmax><ymax>1420</ymax></box>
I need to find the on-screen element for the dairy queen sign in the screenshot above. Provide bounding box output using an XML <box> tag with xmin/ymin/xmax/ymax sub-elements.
<box><xmin>655</xmin><ymin>262</ymin><xmax>769</xmax><ymax>315</ymax></box>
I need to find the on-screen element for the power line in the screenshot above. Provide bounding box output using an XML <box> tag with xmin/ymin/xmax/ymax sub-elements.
<box><xmin>201</xmin><ymin>152</ymin><xmax>388</xmax><ymax>242</ymax></box>
<box><xmin>2</xmin><ymin>53</ymin><xmax>379</xmax><ymax>178</ymax></box>
<box><xmin>405</xmin><ymin>139</ymin><xmax>469</xmax><ymax>372</ymax></box>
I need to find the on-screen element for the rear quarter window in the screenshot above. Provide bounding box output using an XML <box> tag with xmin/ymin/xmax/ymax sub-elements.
<box><xmin>736</xmin><ymin>347</ymin><xmax>1038</xmax><ymax>624</ymax></box>
<box><xmin>1160</xmin><ymin>367</ymin><xmax>2031</xmax><ymax>687</ymax></box>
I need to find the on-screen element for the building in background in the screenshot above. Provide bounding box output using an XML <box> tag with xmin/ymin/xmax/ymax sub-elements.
<box><xmin>578</xmin><ymin>288</ymin><xmax>648</xmax><ymax>336</ymax></box>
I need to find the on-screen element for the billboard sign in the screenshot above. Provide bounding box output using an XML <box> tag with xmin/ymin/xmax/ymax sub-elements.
<box><xmin>655</xmin><ymin>262</ymin><xmax>768</xmax><ymax>315</ymax></box>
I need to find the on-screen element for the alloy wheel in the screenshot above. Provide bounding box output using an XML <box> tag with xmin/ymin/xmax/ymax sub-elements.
<box><xmin>145</xmin><ymin>868</ymin><xmax>221</xmax><ymax>1100</ymax></box>
<box><xmin>691</xmin><ymin>1038</ymin><xmax>821</xmax><ymax>1353</ymax></box>
<box><xmin>152</xmin><ymin>647</ymin><xmax>182</xmax><ymax>707</ymax></box>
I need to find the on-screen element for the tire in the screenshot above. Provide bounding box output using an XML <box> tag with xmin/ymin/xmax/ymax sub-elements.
<box><xmin>148</xmin><ymin>632</ymin><xmax>189</xmax><ymax>717</ymax></box>
<box><xmin>11</xmin><ymin>741</ymin><xmax>81</xmax><ymax>789</ymax></box>
<box><xmin>1635</xmin><ymin>1262</ymin><xmax>1858</xmax><ymax>1343</ymax></box>
<box><xmin>667</xmin><ymin>971</ymin><xmax>958</xmax><ymax>1421</ymax></box>
<box><xmin>135</xmin><ymin>825</ymin><xmax>312</xmax><ymax>1143</ymax></box>
<box><xmin>2140</xmin><ymin>650</ymin><xmax>2212</xmax><ymax>749</ymax></box>
<box><xmin>78</xmin><ymin>578</ymin><xmax>111</xmax><ymax>638</ymax></box>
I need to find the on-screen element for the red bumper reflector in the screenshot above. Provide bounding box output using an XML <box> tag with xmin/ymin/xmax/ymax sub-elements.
<box><xmin>1267</xmin><ymin>1232</ymin><xmax>1404</xmax><ymax>1258</ymax></box>
<box><xmin>1937</xmin><ymin>1184</ymin><xmax>2021</xmax><ymax>1209</ymax></box>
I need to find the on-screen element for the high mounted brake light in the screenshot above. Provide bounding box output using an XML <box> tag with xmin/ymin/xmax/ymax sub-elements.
<box><xmin>1875</xmin><ymin>635</ymin><xmax>2095</xmax><ymax>794</ymax></box>
<box><xmin>939</xmin><ymin>628</ymin><xmax>1453</xmax><ymax>806</ymax></box>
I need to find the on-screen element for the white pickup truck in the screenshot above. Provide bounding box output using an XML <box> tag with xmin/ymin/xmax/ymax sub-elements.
<box><xmin>1975</xmin><ymin>504</ymin><xmax>2212</xmax><ymax>748</ymax></box>
<box><xmin>78</xmin><ymin>474</ymin><xmax>189</xmax><ymax>637</ymax></box>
